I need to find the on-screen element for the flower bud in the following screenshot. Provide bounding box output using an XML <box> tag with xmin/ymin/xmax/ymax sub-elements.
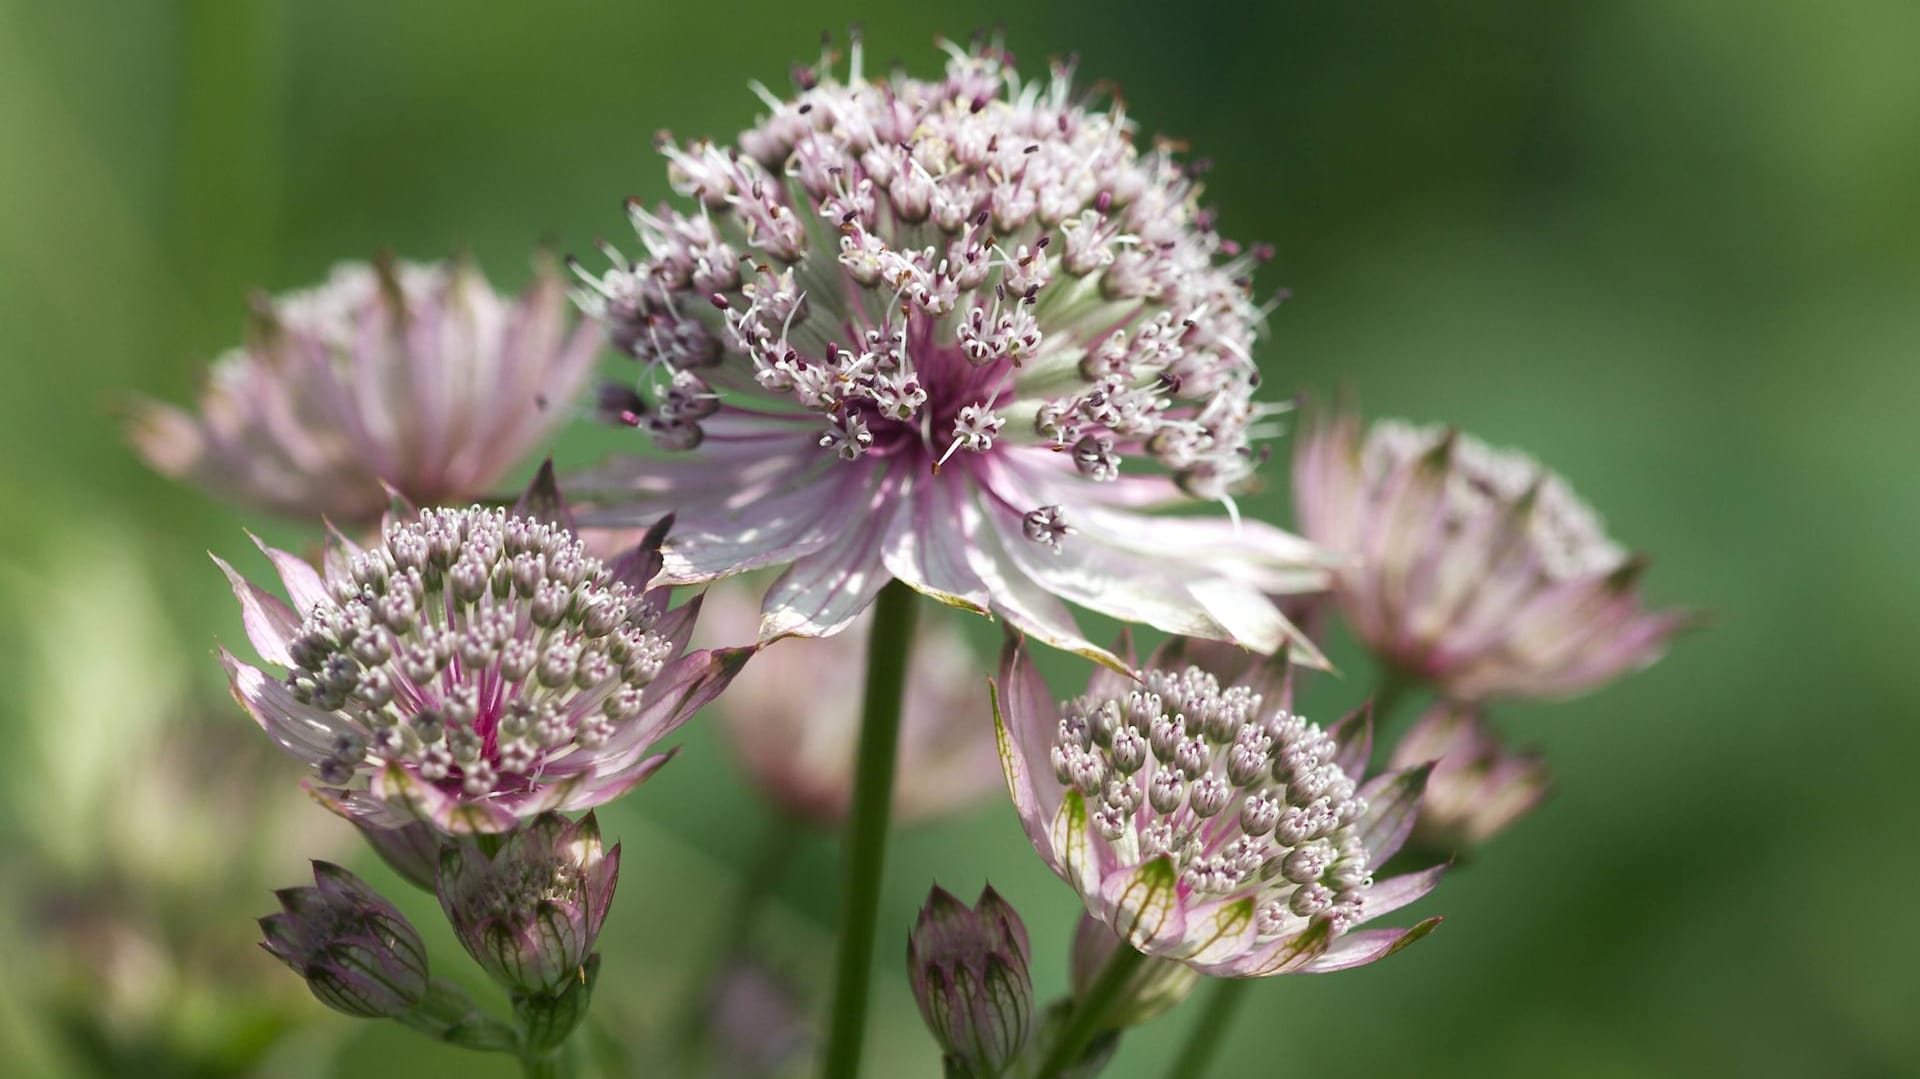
<box><xmin>1068</xmin><ymin>913</ymin><xmax>1198</xmax><ymax>1028</ymax></box>
<box><xmin>435</xmin><ymin>811</ymin><xmax>619</xmax><ymax>996</ymax></box>
<box><xmin>907</xmin><ymin>885</ymin><xmax>1033</xmax><ymax>1077</ymax></box>
<box><xmin>258</xmin><ymin>861</ymin><xmax>429</xmax><ymax>1019</ymax></box>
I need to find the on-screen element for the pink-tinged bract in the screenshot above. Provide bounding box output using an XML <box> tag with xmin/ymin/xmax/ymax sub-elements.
<box><xmin>130</xmin><ymin>256</ymin><xmax>601</xmax><ymax>523</ymax></box>
<box><xmin>435</xmin><ymin>811</ymin><xmax>619</xmax><ymax>996</ymax></box>
<box><xmin>217</xmin><ymin>488</ymin><xmax>751</xmax><ymax>835</ymax></box>
<box><xmin>568</xmin><ymin>38</ymin><xmax>1328</xmax><ymax>668</ymax></box>
<box><xmin>259</xmin><ymin>861</ymin><xmax>429</xmax><ymax>1019</ymax></box>
<box><xmin>1390</xmin><ymin>700</ymin><xmax>1550</xmax><ymax>853</ymax></box>
<box><xmin>907</xmin><ymin>884</ymin><xmax>1033</xmax><ymax>1077</ymax></box>
<box><xmin>1293</xmin><ymin>405</ymin><xmax>1695</xmax><ymax>701</ymax></box>
<box><xmin>696</xmin><ymin>581</ymin><xmax>1001</xmax><ymax>826</ymax></box>
<box><xmin>994</xmin><ymin>633</ymin><xmax>1444</xmax><ymax>978</ymax></box>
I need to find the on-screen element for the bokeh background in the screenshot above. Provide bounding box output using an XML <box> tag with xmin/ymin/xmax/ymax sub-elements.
<box><xmin>2</xmin><ymin>2</ymin><xmax>1916</xmax><ymax>1076</ymax></box>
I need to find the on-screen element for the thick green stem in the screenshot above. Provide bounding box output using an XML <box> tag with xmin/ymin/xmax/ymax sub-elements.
<box><xmin>1036</xmin><ymin>942</ymin><xmax>1150</xmax><ymax>1078</ymax></box>
<box><xmin>1161</xmin><ymin>978</ymin><xmax>1252</xmax><ymax>1079</ymax></box>
<box><xmin>519</xmin><ymin>1050</ymin><xmax>564</xmax><ymax>1079</ymax></box>
<box><xmin>819</xmin><ymin>581</ymin><xmax>918</xmax><ymax>1078</ymax></box>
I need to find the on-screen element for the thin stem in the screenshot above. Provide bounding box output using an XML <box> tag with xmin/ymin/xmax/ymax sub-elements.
<box><xmin>1161</xmin><ymin>978</ymin><xmax>1252</xmax><ymax>1079</ymax></box>
<box><xmin>1036</xmin><ymin>942</ymin><xmax>1150</xmax><ymax>1078</ymax></box>
<box><xmin>819</xmin><ymin>581</ymin><xmax>918</xmax><ymax>1078</ymax></box>
<box><xmin>519</xmin><ymin>1051</ymin><xmax>563</xmax><ymax>1079</ymax></box>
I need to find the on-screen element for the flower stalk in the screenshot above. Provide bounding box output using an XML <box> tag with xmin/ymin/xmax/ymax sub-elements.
<box><xmin>820</xmin><ymin>580</ymin><xmax>919</xmax><ymax>1077</ymax></box>
<box><xmin>1035</xmin><ymin>940</ymin><xmax>1149</xmax><ymax>1077</ymax></box>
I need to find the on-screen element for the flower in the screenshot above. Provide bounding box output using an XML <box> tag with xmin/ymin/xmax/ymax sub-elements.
<box><xmin>695</xmin><ymin>581</ymin><xmax>1001</xmax><ymax>825</ymax></box>
<box><xmin>907</xmin><ymin>884</ymin><xmax>1033</xmax><ymax>1077</ymax></box>
<box><xmin>1389</xmin><ymin>700</ymin><xmax>1549</xmax><ymax>853</ymax></box>
<box><xmin>568</xmin><ymin>36</ymin><xmax>1327</xmax><ymax>667</ymax></box>
<box><xmin>259</xmin><ymin>861</ymin><xmax>430</xmax><ymax>1019</ymax></box>
<box><xmin>216</xmin><ymin>474</ymin><xmax>752</xmax><ymax>833</ymax></box>
<box><xmin>435</xmin><ymin>811</ymin><xmax>618</xmax><ymax>996</ymax></box>
<box><xmin>1293</xmin><ymin>406</ymin><xmax>1694</xmax><ymax>701</ymax></box>
<box><xmin>994</xmin><ymin>634</ymin><xmax>1444</xmax><ymax>976</ymax></box>
<box><xmin>129</xmin><ymin>255</ymin><xmax>601</xmax><ymax>523</ymax></box>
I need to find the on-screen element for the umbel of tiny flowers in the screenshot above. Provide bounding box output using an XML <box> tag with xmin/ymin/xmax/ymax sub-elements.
<box><xmin>215</xmin><ymin>466</ymin><xmax>753</xmax><ymax>833</ymax></box>
<box><xmin>695</xmin><ymin>581</ymin><xmax>1002</xmax><ymax>826</ymax></box>
<box><xmin>994</xmin><ymin>632</ymin><xmax>1445</xmax><ymax>978</ymax></box>
<box><xmin>907</xmin><ymin>885</ymin><xmax>1034</xmax><ymax>1079</ymax></box>
<box><xmin>1293</xmin><ymin>402</ymin><xmax>1695</xmax><ymax>702</ymax></box>
<box><xmin>436</xmin><ymin>812</ymin><xmax>618</xmax><ymax>1002</ymax></box>
<box><xmin>1389</xmin><ymin>700</ymin><xmax>1550</xmax><ymax>856</ymax></box>
<box><xmin>567</xmin><ymin>34</ymin><xmax>1328</xmax><ymax>667</ymax></box>
<box><xmin>259</xmin><ymin>861</ymin><xmax>429</xmax><ymax>1020</ymax></box>
<box><xmin>129</xmin><ymin>254</ymin><xmax>601</xmax><ymax>523</ymax></box>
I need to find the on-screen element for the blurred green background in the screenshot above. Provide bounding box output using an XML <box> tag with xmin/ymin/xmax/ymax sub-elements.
<box><xmin>2</xmin><ymin>2</ymin><xmax>1916</xmax><ymax>1076</ymax></box>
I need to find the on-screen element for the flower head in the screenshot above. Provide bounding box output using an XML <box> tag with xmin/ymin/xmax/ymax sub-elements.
<box><xmin>570</xmin><ymin>37</ymin><xmax>1326</xmax><ymax>667</ymax></box>
<box><xmin>217</xmin><ymin>472</ymin><xmax>752</xmax><ymax>833</ymax></box>
<box><xmin>907</xmin><ymin>884</ymin><xmax>1033</xmax><ymax>1077</ymax></box>
<box><xmin>436</xmin><ymin>811</ymin><xmax>618</xmax><ymax>996</ymax></box>
<box><xmin>696</xmin><ymin>581</ymin><xmax>1000</xmax><ymax>825</ymax></box>
<box><xmin>1389</xmin><ymin>700</ymin><xmax>1549</xmax><ymax>853</ymax></box>
<box><xmin>259</xmin><ymin>861</ymin><xmax>429</xmax><ymax>1019</ymax></box>
<box><xmin>995</xmin><ymin>634</ymin><xmax>1443</xmax><ymax>977</ymax></box>
<box><xmin>1294</xmin><ymin>406</ymin><xmax>1694</xmax><ymax>701</ymax></box>
<box><xmin>130</xmin><ymin>256</ymin><xmax>600</xmax><ymax>523</ymax></box>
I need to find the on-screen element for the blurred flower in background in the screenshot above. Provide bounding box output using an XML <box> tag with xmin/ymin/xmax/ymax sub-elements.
<box><xmin>2</xmin><ymin>523</ymin><xmax>351</xmax><ymax>1077</ymax></box>
<box><xmin>1389</xmin><ymin>700</ymin><xmax>1550</xmax><ymax>857</ymax></box>
<box><xmin>571</xmin><ymin>38</ymin><xmax>1326</xmax><ymax>664</ymax></box>
<box><xmin>695</xmin><ymin>581</ymin><xmax>1001</xmax><ymax>827</ymax></box>
<box><xmin>128</xmin><ymin>256</ymin><xmax>601</xmax><ymax>523</ymax></box>
<box><xmin>1293</xmin><ymin>405</ymin><xmax>1693</xmax><ymax>701</ymax></box>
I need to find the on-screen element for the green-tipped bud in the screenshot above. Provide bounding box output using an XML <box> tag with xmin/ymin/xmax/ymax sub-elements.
<box><xmin>1068</xmin><ymin>913</ymin><xmax>1198</xmax><ymax>1028</ymax></box>
<box><xmin>435</xmin><ymin>812</ymin><xmax>619</xmax><ymax>997</ymax></box>
<box><xmin>259</xmin><ymin>861</ymin><xmax>429</xmax><ymax>1019</ymax></box>
<box><xmin>907</xmin><ymin>884</ymin><xmax>1033</xmax><ymax>1078</ymax></box>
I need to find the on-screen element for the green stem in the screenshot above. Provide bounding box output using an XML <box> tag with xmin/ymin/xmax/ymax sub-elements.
<box><xmin>397</xmin><ymin>979</ymin><xmax>518</xmax><ymax>1054</ymax></box>
<box><xmin>819</xmin><ymin>581</ymin><xmax>918</xmax><ymax>1078</ymax></box>
<box><xmin>1161</xmin><ymin>978</ymin><xmax>1252</xmax><ymax>1079</ymax></box>
<box><xmin>519</xmin><ymin>1050</ymin><xmax>564</xmax><ymax>1079</ymax></box>
<box><xmin>673</xmin><ymin>812</ymin><xmax>802</xmax><ymax>1065</ymax></box>
<box><xmin>1036</xmin><ymin>942</ymin><xmax>1150</xmax><ymax>1078</ymax></box>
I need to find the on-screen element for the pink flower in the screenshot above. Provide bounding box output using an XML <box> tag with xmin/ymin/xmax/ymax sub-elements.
<box><xmin>436</xmin><ymin>812</ymin><xmax>619</xmax><ymax>996</ymax></box>
<box><xmin>1390</xmin><ymin>701</ymin><xmax>1549</xmax><ymax>853</ymax></box>
<box><xmin>1293</xmin><ymin>406</ymin><xmax>1694</xmax><ymax>701</ymax></box>
<box><xmin>568</xmin><ymin>39</ymin><xmax>1326</xmax><ymax>668</ymax></box>
<box><xmin>216</xmin><ymin>477</ymin><xmax>750</xmax><ymax>833</ymax></box>
<box><xmin>694</xmin><ymin>582</ymin><xmax>1001</xmax><ymax>826</ymax></box>
<box><xmin>993</xmin><ymin>634</ymin><xmax>1443</xmax><ymax>977</ymax></box>
<box><xmin>129</xmin><ymin>256</ymin><xmax>600</xmax><ymax>523</ymax></box>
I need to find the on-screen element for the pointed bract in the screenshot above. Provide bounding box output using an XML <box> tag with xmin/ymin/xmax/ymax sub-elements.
<box><xmin>258</xmin><ymin>861</ymin><xmax>428</xmax><ymax>1019</ymax></box>
<box><xmin>435</xmin><ymin>812</ymin><xmax>619</xmax><ymax>996</ymax></box>
<box><xmin>907</xmin><ymin>883</ymin><xmax>1034</xmax><ymax>1077</ymax></box>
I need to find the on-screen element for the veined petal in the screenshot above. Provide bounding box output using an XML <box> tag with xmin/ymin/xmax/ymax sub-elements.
<box><xmin>759</xmin><ymin>471</ymin><xmax>900</xmax><ymax>639</ymax></box>
<box><xmin>1357</xmin><ymin>763</ymin><xmax>1434</xmax><ymax>869</ymax></box>
<box><xmin>1364</xmin><ymin>865</ymin><xmax>1447</xmax><ymax>920</ymax></box>
<box><xmin>221</xmin><ymin>649</ymin><xmax>339</xmax><ymax>764</ymax></box>
<box><xmin>1296</xmin><ymin>918</ymin><xmax>1442</xmax><ymax>974</ymax></box>
<box><xmin>212</xmin><ymin>554</ymin><xmax>301</xmax><ymax>667</ymax></box>
<box><xmin>249</xmin><ymin>533</ymin><xmax>332</xmax><ymax>614</ymax></box>
<box><xmin>881</xmin><ymin>470</ymin><xmax>991</xmax><ymax>613</ymax></box>
<box><xmin>1050</xmin><ymin>789</ymin><xmax>1104</xmax><ymax>898</ymax></box>
<box><xmin>1097</xmin><ymin>857</ymin><xmax>1184</xmax><ymax>953</ymax></box>
<box><xmin>1198</xmin><ymin>918</ymin><xmax>1333</xmax><ymax>978</ymax></box>
<box><xmin>992</xmin><ymin>676</ymin><xmax>1064</xmax><ymax>877</ymax></box>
